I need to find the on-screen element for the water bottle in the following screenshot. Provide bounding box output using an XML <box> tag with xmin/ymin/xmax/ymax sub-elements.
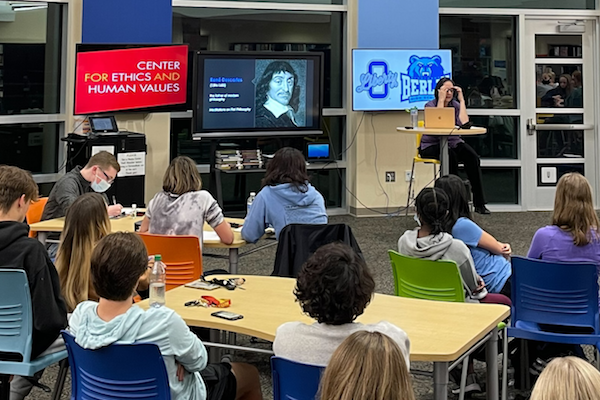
<box><xmin>506</xmin><ymin>366</ymin><xmax>516</xmax><ymax>400</ymax></box>
<box><xmin>149</xmin><ymin>254</ymin><xmax>166</xmax><ymax>307</ymax></box>
<box><xmin>410</xmin><ymin>108</ymin><xmax>419</xmax><ymax>128</ymax></box>
<box><xmin>131</xmin><ymin>203</ymin><xmax>137</xmax><ymax>219</ymax></box>
<box><xmin>246</xmin><ymin>192</ymin><xmax>256</xmax><ymax>216</ymax></box>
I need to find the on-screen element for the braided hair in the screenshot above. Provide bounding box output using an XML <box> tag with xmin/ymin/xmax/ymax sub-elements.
<box><xmin>415</xmin><ymin>187</ymin><xmax>450</xmax><ymax>236</ymax></box>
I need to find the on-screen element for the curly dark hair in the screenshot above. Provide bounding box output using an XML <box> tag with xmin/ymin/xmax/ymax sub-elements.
<box><xmin>294</xmin><ymin>242</ymin><xmax>375</xmax><ymax>325</ymax></box>
<box><xmin>415</xmin><ymin>187</ymin><xmax>450</xmax><ymax>236</ymax></box>
<box><xmin>255</xmin><ymin>61</ymin><xmax>300</xmax><ymax>112</ymax></box>
<box><xmin>434</xmin><ymin>174</ymin><xmax>471</xmax><ymax>232</ymax></box>
<box><xmin>262</xmin><ymin>147</ymin><xmax>310</xmax><ymax>193</ymax></box>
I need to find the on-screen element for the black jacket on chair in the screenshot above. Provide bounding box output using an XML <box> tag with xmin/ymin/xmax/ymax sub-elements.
<box><xmin>272</xmin><ymin>223</ymin><xmax>363</xmax><ymax>277</ymax></box>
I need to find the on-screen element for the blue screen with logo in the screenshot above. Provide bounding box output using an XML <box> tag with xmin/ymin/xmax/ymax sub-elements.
<box><xmin>307</xmin><ymin>143</ymin><xmax>330</xmax><ymax>159</ymax></box>
<box><xmin>352</xmin><ymin>49</ymin><xmax>452</xmax><ymax>111</ymax></box>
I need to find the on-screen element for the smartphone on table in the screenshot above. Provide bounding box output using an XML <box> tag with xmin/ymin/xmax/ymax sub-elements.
<box><xmin>211</xmin><ymin>311</ymin><xmax>244</xmax><ymax>321</ymax></box>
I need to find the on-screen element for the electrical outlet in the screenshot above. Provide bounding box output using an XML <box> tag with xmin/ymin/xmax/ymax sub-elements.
<box><xmin>385</xmin><ymin>171</ymin><xmax>395</xmax><ymax>183</ymax></box>
<box><xmin>405</xmin><ymin>170</ymin><xmax>414</xmax><ymax>182</ymax></box>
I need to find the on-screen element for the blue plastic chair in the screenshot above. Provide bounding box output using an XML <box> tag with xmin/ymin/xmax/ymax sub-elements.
<box><xmin>508</xmin><ymin>256</ymin><xmax>600</xmax><ymax>386</ymax></box>
<box><xmin>62</xmin><ymin>331</ymin><xmax>172</xmax><ymax>400</ymax></box>
<box><xmin>0</xmin><ymin>269</ymin><xmax>67</xmax><ymax>400</ymax></box>
<box><xmin>271</xmin><ymin>356</ymin><xmax>325</xmax><ymax>400</ymax></box>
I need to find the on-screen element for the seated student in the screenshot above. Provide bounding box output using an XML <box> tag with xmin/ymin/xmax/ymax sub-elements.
<box><xmin>398</xmin><ymin>187</ymin><xmax>487</xmax><ymax>302</ymax></box>
<box><xmin>528</xmin><ymin>172</ymin><xmax>600</xmax><ymax>268</ymax></box>
<box><xmin>42</xmin><ymin>151</ymin><xmax>123</xmax><ymax>256</ymax></box>
<box><xmin>55</xmin><ymin>193</ymin><xmax>112</xmax><ymax>312</ymax></box>
<box><xmin>318</xmin><ymin>331</ymin><xmax>415</xmax><ymax>400</ymax></box>
<box><xmin>140</xmin><ymin>156</ymin><xmax>233</xmax><ymax>247</ymax></box>
<box><xmin>273</xmin><ymin>242</ymin><xmax>410</xmax><ymax>367</ymax></box>
<box><xmin>69</xmin><ymin>232</ymin><xmax>262</xmax><ymax>400</ymax></box>
<box><xmin>0</xmin><ymin>166</ymin><xmax>67</xmax><ymax>400</ymax></box>
<box><xmin>530</xmin><ymin>356</ymin><xmax>600</xmax><ymax>400</ymax></box>
<box><xmin>435</xmin><ymin>175</ymin><xmax>512</xmax><ymax>297</ymax></box>
<box><xmin>241</xmin><ymin>147</ymin><xmax>327</xmax><ymax>243</ymax></box>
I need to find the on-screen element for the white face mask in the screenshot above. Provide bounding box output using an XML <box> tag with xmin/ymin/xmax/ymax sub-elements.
<box><xmin>91</xmin><ymin>171</ymin><xmax>111</xmax><ymax>193</ymax></box>
<box><xmin>413</xmin><ymin>213</ymin><xmax>421</xmax><ymax>227</ymax></box>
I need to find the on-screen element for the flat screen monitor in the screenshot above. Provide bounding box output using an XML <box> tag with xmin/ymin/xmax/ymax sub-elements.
<box><xmin>75</xmin><ymin>44</ymin><xmax>190</xmax><ymax>115</ymax></box>
<box><xmin>194</xmin><ymin>52</ymin><xmax>323</xmax><ymax>138</ymax></box>
<box><xmin>352</xmin><ymin>49</ymin><xmax>453</xmax><ymax>111</ymax></box>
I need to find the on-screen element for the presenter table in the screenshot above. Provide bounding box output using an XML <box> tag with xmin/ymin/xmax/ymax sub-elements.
<box><xmin>397</xmin><ymin>126</ymin><xmax>487</xmax><ymax>176</ymax></box>
<box><xmin>29</xmin><ymin>217</ymin><xmax>250</xmax><ymax>273</ymax></box>
<box><xmin>138</xmin><ymin>275</ymin><xmax>510</xmax><ymax>400</ymax></box>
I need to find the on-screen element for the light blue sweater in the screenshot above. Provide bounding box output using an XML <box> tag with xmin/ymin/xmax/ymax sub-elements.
<box><xmin>69</xmin><ymin>302</ymin><xmax>208</xmax><ymax>400</ymax></box>
<box><xmin>241</xmin><ymin>182</ymin><xmax>328</xmax><ymax>242</ymax></box>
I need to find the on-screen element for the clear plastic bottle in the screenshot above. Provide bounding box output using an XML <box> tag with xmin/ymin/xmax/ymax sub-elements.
<box><xmin>131</xmin><ymin>203</ymin><xmax>137</xmax><ymax>219</ymax></box>
<box><xmin>149</xmin><ymin>254</ymin><xmax>166</xmax><ymax>308</ymax></box>
<box><xmin>506</xmin><ymin>366</ymin><xmax>516</xmax><ymax>400</ymax></box>
<box><xmin>246</xmin><ymin>192</ymin><xmax>256</xmax><ymax>216</ymax></box>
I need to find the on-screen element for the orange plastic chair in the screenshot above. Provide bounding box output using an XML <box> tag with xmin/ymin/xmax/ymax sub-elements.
<box><xmin>405</xmin><ymin>134</ymin><xmax>440</xmax><ymax>215</ymax></box>
<box><xmin>26</xmin><ymin>197</ymin><xmax>48</xmax><ymax>238</ymax></box>
<box><xmin>137</xmin><ymin>233</ymin><xmax>203</xmax><ymax>290</ymax></box>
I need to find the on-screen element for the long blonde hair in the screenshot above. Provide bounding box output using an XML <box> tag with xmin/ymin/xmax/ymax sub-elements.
<box><xmin>552</xmin><ymin>173</ymin><xmax>600</xmax><ymax>246</ymax></box>
<box><xmin>530</xmin><ymin>356</ymin><xmax>600</xmax><ymax>400</ymax></box>
<box><xmin>55</xmin><ymin>193</ymin><xmax>110</xmax><ymax>311</ymax></box>
<box><xmin>319</xmin><ymin>331</ymin><xmax>415</xmax><ymax>400</ymax></box>
<box><xmin>162</xmin><ymin>156</ymin><xmax>202</xmax><ymax>196</ymax></box>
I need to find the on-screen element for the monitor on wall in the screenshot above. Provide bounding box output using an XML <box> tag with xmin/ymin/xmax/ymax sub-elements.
<box><xmin>352</xmin><ymin>49</ymin><xmax>453</xmax><ymax>111</ymax></box>
<box><xmin>193</xmin><ymin>52</ymin><xmax>323</xmax><ymax>138</ymax></box>
<box><xmin>74</xmin><ymin>44</ymin><xmax>191</xmax><ymax>115</ymax></box>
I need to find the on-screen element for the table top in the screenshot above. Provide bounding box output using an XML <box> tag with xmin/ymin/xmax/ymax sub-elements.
<box><xmin>137</xmin><ymin>275</ymin><xmax>509</xmax><ymax>362</ymax></box>
<box><xmin>396</xmin><ymin>126</ymin><xmax>487</xmax><ymax>135</ymax></box>
<box><xmin>29</xmin><ymin>217</ymin><xmax>247</xmax><ymax>249</ymax></box>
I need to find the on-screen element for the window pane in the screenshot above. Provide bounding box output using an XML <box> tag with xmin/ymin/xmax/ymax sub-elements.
<box><xmin>0</xmin><ymin>3</ymin><xmax>62</xmax><ymax>114</ymax></box>
<box><xmin>536</xmin><ymin>64</ymin><xmax>582</xmax><ymax>108</ymax></box>
<box><xmin>440</xmin><ymin>0</ymin><xmax>593</xmax><ymax>9</ymax></box>
<box><xmin>0</xmin><ymin>122</ymin><xmax>61</xmax><ymax>174</ymax></box>
<box><xmin>462</xmin><ymin>116</ymin><xmax>518</xmax><ymax>159</ymax></box>
<box><xmin>173</xmin><ymin>8</ymin><xmax>343</xmax><ymax>108</ymax></box>
<box><xmin>536</xmin><ymin>35</ymin><xmax>582</xmax><ymax>58</ymax></box>
<box><xmin>440</xmin><ymin>16</ymin><xmax>516</xmax><ymax>109</ymax></box>
<box><xmin>459</xmin><ymin>167</ymin><xmax>519</xmax><ymax>204</ymax></box>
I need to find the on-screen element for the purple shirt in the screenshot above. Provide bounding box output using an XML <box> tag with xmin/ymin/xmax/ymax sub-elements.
<box><xmin>420</xmin><ymin>99</ymin><xmax>464</xmax><ymax>150</ymax></box>
<box><xmin>528</xmin><ymin>225</ymin><xmax>600</xmax><ymax>305</ymax></box>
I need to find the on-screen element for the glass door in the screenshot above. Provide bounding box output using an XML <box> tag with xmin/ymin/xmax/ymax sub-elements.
<box><xmin>522</xmin><ymin>18</ymin><xmax>596</xmax><ymax>210</ymax></box>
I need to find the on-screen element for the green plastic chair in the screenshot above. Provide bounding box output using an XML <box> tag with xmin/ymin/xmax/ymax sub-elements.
<box><xmin>388</xmin><ymin>250</ymin><xmax>509</xmax><ymax>400</ymax></box>
<box><xmin>389</xmin><ymin>250</ymin><xmax>465</xmax><ymax>303</ymax></box>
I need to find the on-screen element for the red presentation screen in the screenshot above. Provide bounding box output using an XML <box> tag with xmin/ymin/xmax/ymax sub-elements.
<box><xmin>75</xmin><ymin>45</ymin><xmax>188</xmax><ymax>115</ymax></box>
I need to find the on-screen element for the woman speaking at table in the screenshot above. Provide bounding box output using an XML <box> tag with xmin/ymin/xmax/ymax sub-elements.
<box><xmin>419</xmin><ymin>77</ymin><xmax>490</xmax><ymax>215</ymax></box>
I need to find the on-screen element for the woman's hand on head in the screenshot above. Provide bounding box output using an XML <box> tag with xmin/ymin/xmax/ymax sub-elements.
<box><xmin>438</xmin><ymin>86</ymin><xmax>448</xmax><ymax>103</ymax></box>
<box><xmin>455</xmin><ymin>86</ymin><xmax>465</xmax><ymax>102</ymax></box>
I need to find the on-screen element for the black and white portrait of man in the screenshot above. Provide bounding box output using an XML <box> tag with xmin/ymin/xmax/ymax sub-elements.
<box><xmin>254</xmin><ymin>60</ymin><xmax>306</xmax><ymax>128</ymax></box>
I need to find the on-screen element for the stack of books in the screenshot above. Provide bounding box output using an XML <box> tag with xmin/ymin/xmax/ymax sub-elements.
<box><xmin>215</xmin><ymin>149</ymin><xmax>263</xmax><ymax>170</ymax></box>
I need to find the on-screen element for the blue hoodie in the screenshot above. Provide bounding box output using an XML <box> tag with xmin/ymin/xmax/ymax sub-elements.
<box><xmin>69</xmin><ymin>302</ymin><xmax>208</xmax><ymax>400</ymax></box>
<box><xmin>241</xmin><ymin>182</ymin><xmax>328</xmax><ymax>243</ymax></box>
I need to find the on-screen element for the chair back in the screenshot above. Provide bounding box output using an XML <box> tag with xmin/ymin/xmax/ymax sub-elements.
<box><xmin>62</xmin><ymin>331</ymin><xmax>171</xmax><ymax>400</ymax></box>
<box><xmin>138</xmin><ymin>233</ymin><xmax>203</xmax><ymax>290</ymax></box>
<box><xmin>388</xmin><ymin>251</ymin><xmax>465</xmax><ymax>302</ymax></box>
<box><xmin>0</xmin><ymin>269</ymin><xmax>33</xmax><ymax>363</ymax></box>
<box><xmin>272</xmin><ymin>223</ymin><xmax>363</xmax><ymax>277</ymax></box>
<box><xmin>271</xmin><ymin>356</ymin><xmax>324</xmax><ymax>400</ymax></box>
<box><xmin>26</xmin><ymin>197</ymin><xmax>48</xmax><ymax>238</ymax></box>
<box><xmin>511</xmin><ymin>256</ymin><xmax>599</xmax><ymax>331</ymax></box>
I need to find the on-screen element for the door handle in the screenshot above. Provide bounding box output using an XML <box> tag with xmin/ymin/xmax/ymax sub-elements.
<box><xmin>527</xmin><ymin>119</ymin><xmax>593</xmax><ymax>135</ymax></box>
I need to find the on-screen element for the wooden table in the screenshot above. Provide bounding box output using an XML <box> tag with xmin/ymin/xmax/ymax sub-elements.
<box><xmin>138</xmin><ymin>275</ymin><xmax>509</xmax><ymax>400</ymax></box>
<box><xmin>397</xmin><ymin>126</ymin><xmax>487</xmax><ymax>176</ymax></box>
<box><xmin>29</xmin><ymin>217</ymin><xmax>249</xmax><ymax>273</ymax></box>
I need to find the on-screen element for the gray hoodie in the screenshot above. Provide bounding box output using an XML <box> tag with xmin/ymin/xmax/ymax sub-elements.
<box><xmin>398</xmin><ymin>229</ymin><xmax>486</xmax><ymax>300</ymax></box>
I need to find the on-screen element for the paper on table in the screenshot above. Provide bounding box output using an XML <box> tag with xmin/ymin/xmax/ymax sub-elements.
<box><xmin>203</xmin><ymin>231</ymin><xmax>220</xmax><ymax>241</ymax></box>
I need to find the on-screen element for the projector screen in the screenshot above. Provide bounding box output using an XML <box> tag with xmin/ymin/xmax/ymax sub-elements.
<box><xmin>194</xmin><ymin>52</ymin><xmax>323</xmax><ymax>137</ymax></box>
<box><xmin>352</xmin><ymin>49</ymin><xmax>453</xmax><ymax>111</ymax></box>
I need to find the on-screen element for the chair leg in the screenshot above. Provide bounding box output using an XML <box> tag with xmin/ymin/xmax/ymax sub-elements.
<box><xmin>51</xmin><ymin>359</ymin><xmax>69</xmax><ymax>400</ymax></box>
<box><xmin>502</xmin><ymin>326</ymin><xmax>508</xmax><ymax>400</ymax></box>
<box><xmin>458</xmin><ymin>357</ymin><xmax>469</xmax><ymax>400</ymax></box>
<box><xmin>0</xmin><ymin>374</ymin><xmax>10</xmax><ymax>400</ymax></box>
<box><xmin>405</xmin><ymin>160</ymin><xmax>416</xmax><ymax>216</ymax></box>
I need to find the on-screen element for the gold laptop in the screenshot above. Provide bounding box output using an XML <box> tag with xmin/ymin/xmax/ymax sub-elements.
<box><xmin>424</xmin><ymin>107</ymin><xmax>456</xmax><ymax>129</ymax></box>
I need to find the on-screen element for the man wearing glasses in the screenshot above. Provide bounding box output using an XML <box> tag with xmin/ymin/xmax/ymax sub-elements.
<box><xmin>41</xmin><ymin>151</ymin><xmax>122</xmax><ymax>256</ymax></box>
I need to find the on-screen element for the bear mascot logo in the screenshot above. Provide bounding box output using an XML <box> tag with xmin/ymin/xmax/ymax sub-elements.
<box><xmin>401</xmin><ymin>55</ymin><xmax>449</xmax><ymax>103</ymax></box>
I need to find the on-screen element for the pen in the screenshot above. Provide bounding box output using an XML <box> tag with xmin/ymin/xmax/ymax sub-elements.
<box><xmin>112</xmin><ymin>195</ymin><xmax>117</xmax><ymax>205</ymax></box>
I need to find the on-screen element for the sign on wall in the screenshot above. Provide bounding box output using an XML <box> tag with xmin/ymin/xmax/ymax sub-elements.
<box><xmin>75</xmin><ymin>45</ymin><xmax>188</xmax><ymax>115</ymax></box>
<box><xmin>352</xmin><ymin>49</ymin><xmax>452</xmax><ymax>111</ymax></box>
